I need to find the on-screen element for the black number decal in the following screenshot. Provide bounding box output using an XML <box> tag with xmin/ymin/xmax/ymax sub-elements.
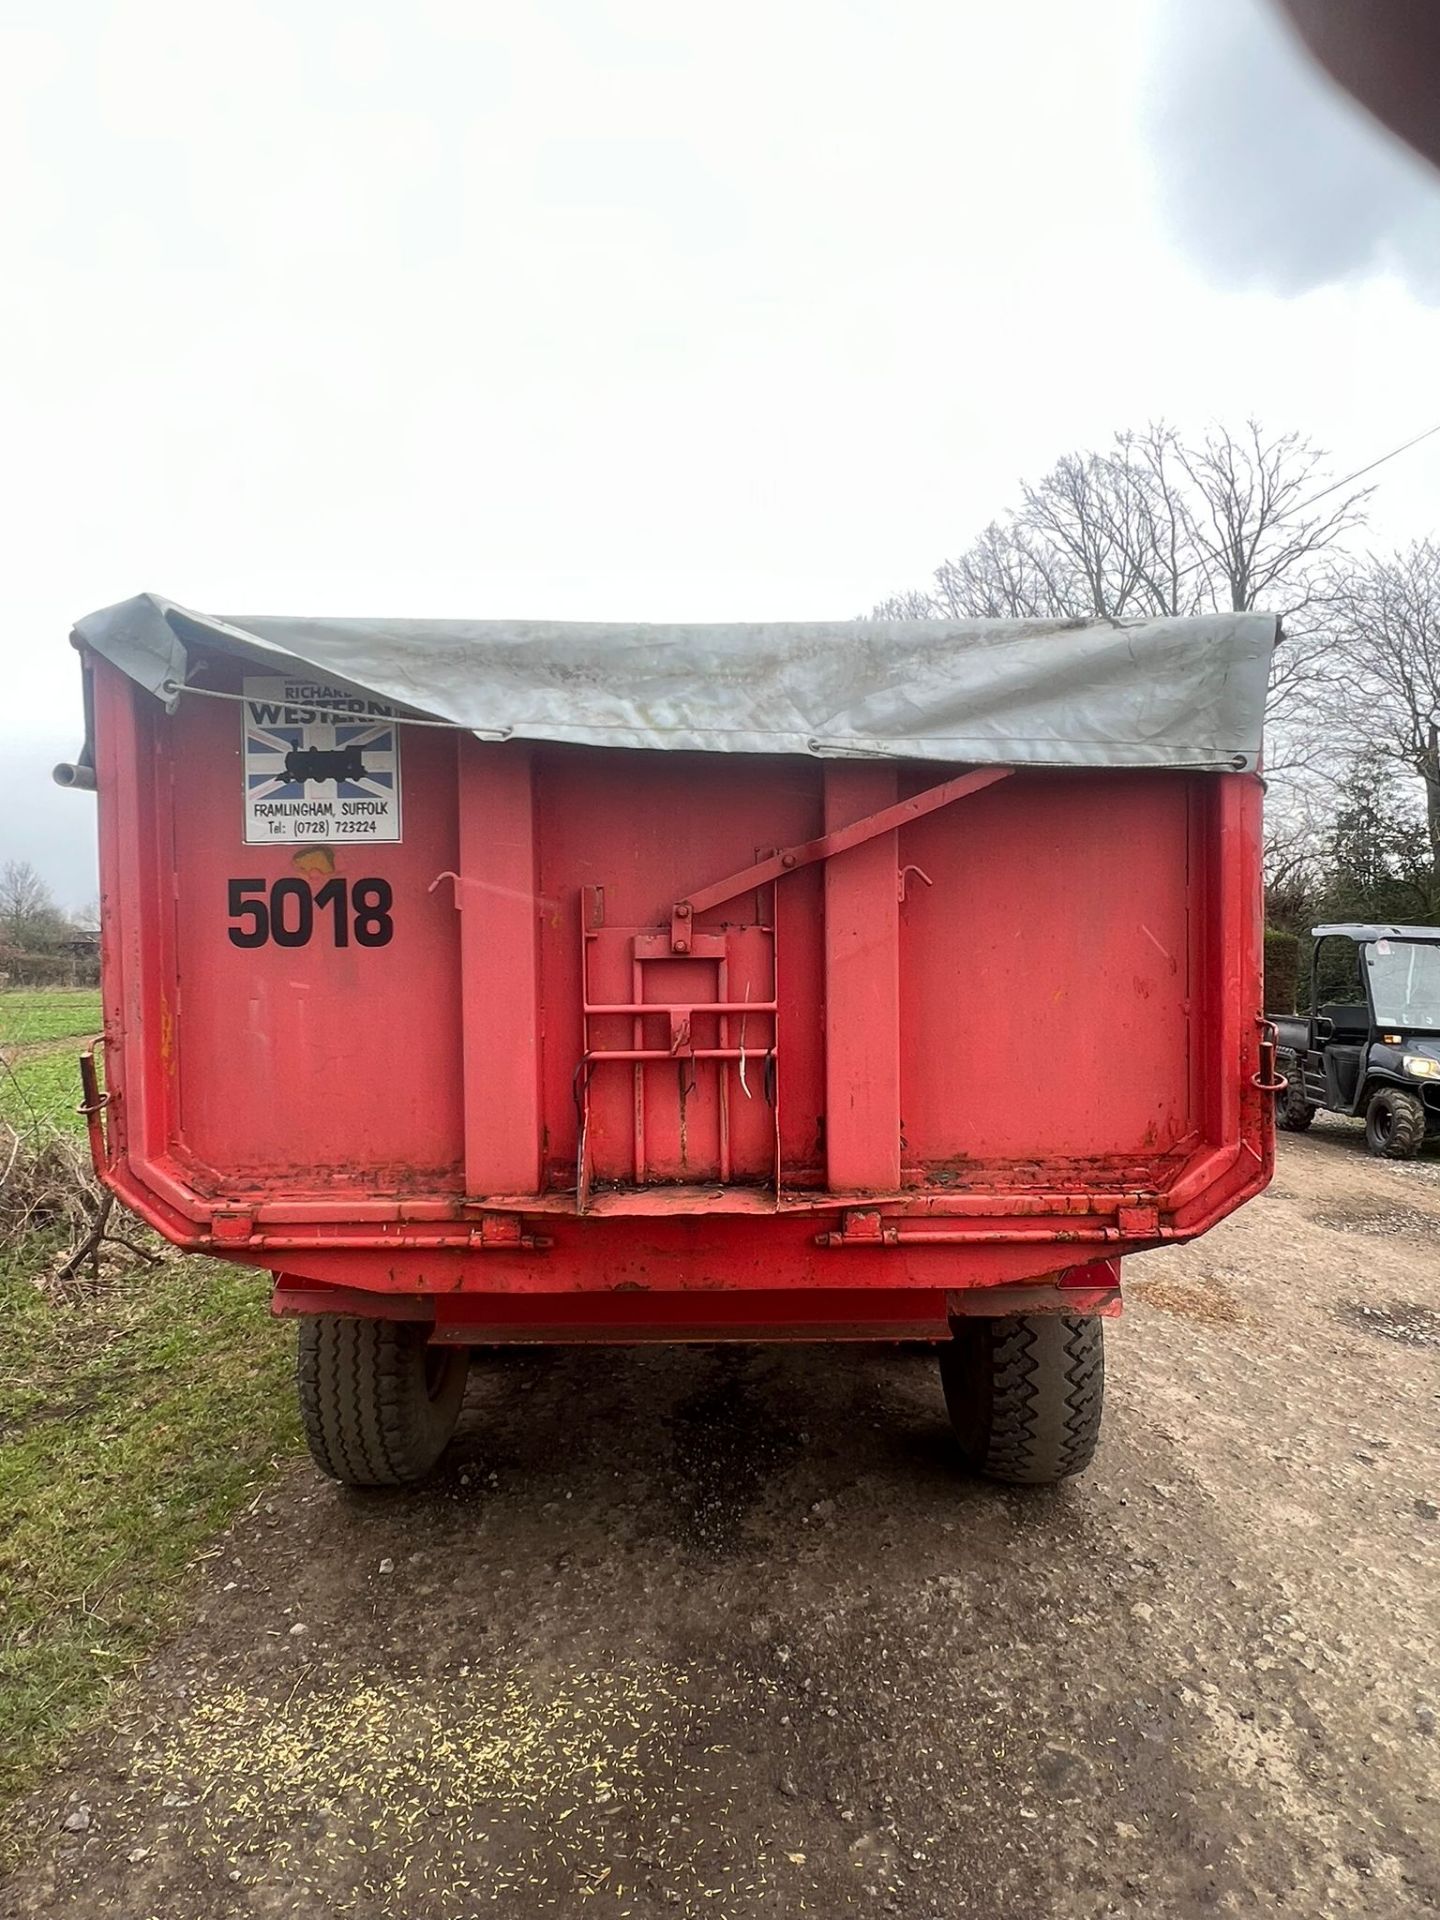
<box><xmin>227</xmin><ymin>877</ymin><xmax>394</xmax><ymax>949</ymax></box>
<box><xmin>353</xmin><ymin>878</ymin><xmax>394</xmax><ymax>948</ymax></box>
<box><xmin>269</xmin><ymin>878</ymin><xmax>314</xmax><ymax>948</ymax></box>
<box><xmin>314</xmin><ymin>876</ymin><xmax>349</xmax><ymax>947</ymax></box>
<box><xmin>227</xmin><ymin>878</ymin><xmax>269</xmax><ymax>948</ymax></box>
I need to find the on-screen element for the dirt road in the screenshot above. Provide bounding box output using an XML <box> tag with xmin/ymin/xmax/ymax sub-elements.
<box><xmin>4</xmin><ymin>1121</ymin><xmax>1438</xmax><ymax>1919</ymax></box>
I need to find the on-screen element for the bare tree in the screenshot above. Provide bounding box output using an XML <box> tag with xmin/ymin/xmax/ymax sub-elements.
<box><xmin>0</xmin><ymin>860</ymin><xmax>68</xmax><ymax>950</ymax></box>
<box><xmin>869</xmin><ymin>422</ymin><xmax>1368</xmax><ymax>757</ymax></box>
<box><xmin>933</xmin><ymin>519</ymin><xmax>1060</xmax><ymax>620</ymax></box>
<box><xmin>1015</xmin><ymin>442</ymin><xmax>1162</xmax><ymax>618</ymax></box>
<box><xmin>1175</xmin><ymin>424</ymin><xmax>1366</xmax><ymax>612</ymax></box>
<box><xmin>1323</xmin><ymin>540</ymin><xmax>1440</xmax><ymax>873</ymax></box>
<box><xmin>869</xmin><ymin>587</ymin><xmax>941</xmax><ymax>621</ymax></box>
<box><xmin>1174</xmin><ymin>425</ymin><xmax>1370</xmax><ymax>740</ymax></box>
<box><xmin>1260</xmin><ymin>767</ymin><xmax>1333</xmax><ymax>924</ymax></box>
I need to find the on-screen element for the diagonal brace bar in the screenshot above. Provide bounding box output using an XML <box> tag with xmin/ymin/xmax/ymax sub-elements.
<box><xmin>670</xmin><ymin>765</ymin><xmax>1013</xmax><ymax>950</ymax></box>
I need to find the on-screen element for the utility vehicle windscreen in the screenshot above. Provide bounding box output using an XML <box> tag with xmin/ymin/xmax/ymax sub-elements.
<box><xmin>1364</xmin><ymin>940</ymin><xmax>1440</xmax><ymax>1030</ymax></box>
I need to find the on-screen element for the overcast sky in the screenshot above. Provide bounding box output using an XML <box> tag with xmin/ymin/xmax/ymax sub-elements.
<box><xmin>3</xmin><ymin>0</ymin><xmax>1440</xmax><ymax>909</ymax></box>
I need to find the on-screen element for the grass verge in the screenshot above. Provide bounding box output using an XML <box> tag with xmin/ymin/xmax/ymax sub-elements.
<box><xmin>0</xmin><ymin>986</ymin><xmax>102</xmax><ymax>1135</ymax></box>
<box><xmin>0</xmin><ymin>1049</ymin><xmax>87</xmax><ymax>1136</ymax></box>
<box><xmin>0</xmin><ymin>991</ymin><xmax>102</xmax><ymax>1048</ymax></box>
<box><xmin>0</xmin><ymin>1236</ymin><xmax>300</xmax><ymax>1816</ymax></box>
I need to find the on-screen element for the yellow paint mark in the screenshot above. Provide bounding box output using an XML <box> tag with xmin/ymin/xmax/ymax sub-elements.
<box><xmin>158</xmin><ymin>993</ymin><xmax>174</xmax><ymax>1075</ymax></box>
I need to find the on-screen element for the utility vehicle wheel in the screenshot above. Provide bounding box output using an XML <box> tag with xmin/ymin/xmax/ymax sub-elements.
<box><xmin>1275</xmin><ymin>1078</ymin><xmax>1316</xmax><ymax>1131</ymax></box>
<box><xmin>297</xmin><ymin>1316</ymin><xmax>469</xmax><ymax>1487</ymax></box>
<box><xmin>1364</xmin><ymin>1085</ymin><xmax>1426</xmax><ymax>1161</ymax></box>
<box><xmin>939</xmin><ymin>1313</ymin><xmax>1103</xmax><ymax>1485</ymax></box>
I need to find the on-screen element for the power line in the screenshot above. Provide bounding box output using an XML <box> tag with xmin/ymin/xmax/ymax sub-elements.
<box><xmin>1153</xmin><ymin>420</ymin><xmax>1440</xmax><ymax>600</ymax></box>
<box><xmin>1290</xmin><ymin>419</ymin><xmax>1440</xmax><ymax>516</ymax></box>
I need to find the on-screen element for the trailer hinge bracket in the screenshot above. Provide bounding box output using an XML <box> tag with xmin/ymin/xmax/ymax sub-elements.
<box><xmin>814</xmin><ymin>1208</ymin><xmax>900</xmax><ymax>1249</ymax></box>
<box><xmin>1116</xmin><ymin>1204</ymin><xmax>1161</xmax><ymax>1237</ymax></box>
<box><xmin>467</xmin><ymin>1213</ymin><xmax>553</xmax><ymax>1251</ymax></box>
<box><xmin>211</xmin><ymin>1208</ymin><xmax>256</xmax><ymax>1244</ymax></box>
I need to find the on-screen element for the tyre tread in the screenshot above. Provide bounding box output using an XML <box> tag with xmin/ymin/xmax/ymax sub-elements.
<box><xmin>941</xmin><ymin>1312</ymin><xmax>1104</xmax><ymax>1485</ymax></box>
<box><xmin>1365</xmin><ymin>1085</ymin><xmax>1426</xmax><ymax>1160</ymax></box>
<box><xmin>1276</xmin><ymin>1080</ymin><xmax>1315</xmax><ymax>1132</ymax></box>
<box><xmin>296</xmin><ymin>1316</ymin><xmax>466</xmax><ymax>1487</ymax></box>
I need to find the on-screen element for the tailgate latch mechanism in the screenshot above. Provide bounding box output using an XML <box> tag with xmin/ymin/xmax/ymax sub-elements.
<box><xmin>669</xmin><ymin>767</ymin><xmax>1011</xmax><ymax>953</ymax></box>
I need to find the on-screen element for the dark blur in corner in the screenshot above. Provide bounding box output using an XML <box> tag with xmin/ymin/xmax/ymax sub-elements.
<box><xmin>1274</xmin><ymin>0</ymin><xmax>1440</xmax><ymax>169</ymax></box>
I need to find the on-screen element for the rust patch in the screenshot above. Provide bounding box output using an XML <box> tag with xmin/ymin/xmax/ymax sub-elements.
<box><xmin>292</xmin><ymin>845</ymin><xmax>337</xmax><ymax>878</ymax></box>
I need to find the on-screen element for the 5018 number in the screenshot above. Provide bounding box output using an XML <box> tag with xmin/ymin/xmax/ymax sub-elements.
<box><xmin>226</xmin><ymin>877</ymin><xmax>394</xmax><ymax>949</ymax></box>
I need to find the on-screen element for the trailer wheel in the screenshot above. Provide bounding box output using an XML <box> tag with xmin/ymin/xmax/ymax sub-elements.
<box><xmin>297</xmin><ymin>1316</ymin><xmax>469</xmax><ymax>1487</ymax></box>
<box><xmin>1275</xmin><ymin>1078</ymin><xmax>1316</xmax><ymax>1131</ymax></box>
<box><xmin>939</xmin><ymin>1313</ymin><xmax>1103</xmax><ymax>1485</ymax></box>
<box><xmin>1364</xmin><ymin>1085</ymin><xmax>1426</xmax><ymax>1160</ymax></box>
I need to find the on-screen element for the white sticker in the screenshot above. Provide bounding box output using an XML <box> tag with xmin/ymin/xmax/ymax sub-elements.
<box><xmin>242</xmin><ymin>676</ymin><xmax>402</xmax><ymax>845</ymax></box>
<box><xmin>1376</xmin><ymin>939</ymin><xmax>1391</xmax><ymax>954</ymax></box>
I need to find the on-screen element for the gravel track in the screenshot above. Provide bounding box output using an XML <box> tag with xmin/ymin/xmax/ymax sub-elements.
<box><xmin>4</xmin><ymin>1119</ymin><xmax>1437</xmax><ymax>1918</ymax></box>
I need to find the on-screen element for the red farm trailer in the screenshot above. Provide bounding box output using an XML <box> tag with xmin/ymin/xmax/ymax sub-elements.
<box><xmin>63</xmin><ymin>596</ymin><xmax>1278</xmax><ymax>1487</ymax></box>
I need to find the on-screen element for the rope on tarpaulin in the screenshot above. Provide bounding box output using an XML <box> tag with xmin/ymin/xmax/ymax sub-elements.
<box><xmin>159</xmin><ymin>681</ymin><xmax>1254</xmax><ymax>769</ymax></box>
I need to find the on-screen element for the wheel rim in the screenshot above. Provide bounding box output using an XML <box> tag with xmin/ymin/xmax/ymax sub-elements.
<box><xmin>1375</xmin><ymin>1102</ymin><xmax>1393</xmax><ymax>1143</ymax></box>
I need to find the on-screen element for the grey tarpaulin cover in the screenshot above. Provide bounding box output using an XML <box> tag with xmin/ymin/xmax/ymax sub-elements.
<box><xmin>72</xmin><ymin>592</ymin><xmax>1277</xmax><ymax>771</ymax></box>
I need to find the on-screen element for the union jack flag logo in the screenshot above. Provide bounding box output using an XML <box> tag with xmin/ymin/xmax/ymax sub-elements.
<box><xmin>244</xmin><ymin>719</ymin><xmax>398</xmax><ymax>802</ymax></box>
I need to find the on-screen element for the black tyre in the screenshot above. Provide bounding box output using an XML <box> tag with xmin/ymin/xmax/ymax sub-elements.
<box><xmin>1364</xmin><ymin>1085</ymin><xmax>1426</xmax><ymax>1160</ymax></box>
<box><xmin>940</xmin><ymin>1313</ymin><xmax>1103</xmax><ymax>1485</ymax></box>
<box><xmin>297</xmin><ymin>1316</ymin><xmax>469</xmax><ymax>1487</ymax></box>
<box><xmin>1275</xmin><ymin>1077</ymin><xmax>1316</xmax><ymax>1132</ymax></box>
